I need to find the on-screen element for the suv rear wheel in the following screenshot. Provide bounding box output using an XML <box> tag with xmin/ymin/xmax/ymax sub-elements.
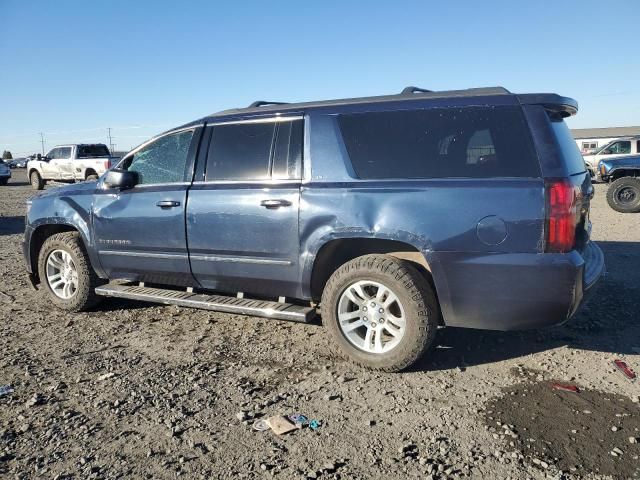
<box><xmin>606</xmin><ymin>177</ymin><xmax>640</xmax><ymax>213</ymax></box>
<box><xmin>30</xmin><ymin>170</ymin><xmax>44</xmax><ymax>190</ymax></box>
<box><xmin>321</xmin><ymin>254</ymin><xmax>438</xmax><ymax>372</ymax></box>
<box><xmin>37</xmin><ymin>232</ymin><xmax>104</xmax><ymax>312</ymax></box>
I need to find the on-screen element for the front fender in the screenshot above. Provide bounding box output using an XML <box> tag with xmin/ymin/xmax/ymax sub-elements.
<box><xmin>26</xmin><ymin>189</ymin><xmax>105</xmax><ymax>278</ymax></box>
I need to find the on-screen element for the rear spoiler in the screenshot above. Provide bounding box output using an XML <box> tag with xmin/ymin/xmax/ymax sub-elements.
<box><xmin>517</xmin><ymin>93</ymin><xmax>578</xmax><ymax>118</ymax></box>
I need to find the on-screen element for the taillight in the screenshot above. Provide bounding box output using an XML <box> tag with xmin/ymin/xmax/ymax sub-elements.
<box><xmin>104</xmin><ymin>160</ymin><xmax>110</xmax><ymax>170</ymax></box>
<box><xmin>545</xmin><ymin>179</ymin><xmax>579</xmax><ymax>253</ymax></box>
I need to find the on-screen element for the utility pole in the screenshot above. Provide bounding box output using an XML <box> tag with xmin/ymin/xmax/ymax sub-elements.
<box><xmin>107</xmin><ymin>128</ymin><xmax>114</xmax><ymax>154</ymax></box>
<box><xmin>39</xmin><ymin>132</ymin><xmax>45</xmax><ymax>154</ymax></box>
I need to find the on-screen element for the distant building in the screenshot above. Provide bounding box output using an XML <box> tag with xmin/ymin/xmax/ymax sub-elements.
<box><xmin>571</xmin><ymin>126</ymin><xmax>640</xmax><ymax>153</ymax></box>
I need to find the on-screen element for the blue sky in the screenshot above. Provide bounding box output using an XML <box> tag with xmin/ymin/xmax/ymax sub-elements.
<box><xmin>1</xmin><ymin>0</ymin><xmax>638</xmax><ymax>156</ymax></box>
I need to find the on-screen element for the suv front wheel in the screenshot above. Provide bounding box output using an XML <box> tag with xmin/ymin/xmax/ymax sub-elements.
<box><xmin>37</xmin><ymin>232</ymin><xmax>104</xmax><ymax>312</ymax></box>
<box><xmin>321</xmin><ymin>254</ymin><xmax>439</xmax><ymax>372</ymax></box>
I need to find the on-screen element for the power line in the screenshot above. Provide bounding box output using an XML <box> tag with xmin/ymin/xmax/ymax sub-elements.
<box><xmin>107</xmin><ymin>127</ymin><xmax>115</xmax><ymax>153</ymax></box>
<box><xmin>39</xmin><ymin>133</ymin><xmax>45</xmax><ymax>155</ymax></box>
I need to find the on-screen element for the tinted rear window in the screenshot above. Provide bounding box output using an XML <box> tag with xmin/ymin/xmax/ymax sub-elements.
<box><xmin>549</xmin><ymin>119</ymin><xmax>586</xmax><ymax>175</ymax></box>
<box><xmin>77</xmin><ymin>145</ymin><xmax>110</xmax><ymax>158</ymax></box>
<box><xmin>206</xmin><ymin>123</ymin><xmax>276</xmax><ymax>181</ymax></box>
<box><xmin>338</xmin><ymin>106</ymin><xmax>540</xmax><ymax>179</ymax></box>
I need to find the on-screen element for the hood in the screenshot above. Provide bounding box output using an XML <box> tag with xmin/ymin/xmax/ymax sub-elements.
<box><xmin>32</xmin><ymin>179</ymin><xmax>98</xmax><ymax>200</ymax></box>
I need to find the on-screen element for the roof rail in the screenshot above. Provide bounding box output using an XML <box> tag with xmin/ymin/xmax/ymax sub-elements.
<box><xmin>401</xmin><ymin>86</ymin><xmax>433</xmax><ymax>95</ymax></box>
<box><xmin>248</xmin><ymin>100</ymin><xmax>289</xmax><ymax>108</ymax></box>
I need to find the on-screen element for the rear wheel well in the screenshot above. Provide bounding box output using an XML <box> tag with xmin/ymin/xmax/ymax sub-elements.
<box><xmin>30</xmin><ymin>225</ymin><xmax>80</xmax><ymax>283</ymax></box>
<box><xmin>85</xmin><ymin>169</ymin><xmax>97</xmax><ymax>179</ymax></box>
<box><xmin>310</xmin><ymin>238</ymin><xmax>432</xmax><ymax>302</ymax></box>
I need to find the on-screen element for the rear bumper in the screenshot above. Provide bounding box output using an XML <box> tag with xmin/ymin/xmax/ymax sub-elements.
<box><xmin>431</xmin><ymin>241</ymin><xmax>605</xmax><ymax>331</ymax></box>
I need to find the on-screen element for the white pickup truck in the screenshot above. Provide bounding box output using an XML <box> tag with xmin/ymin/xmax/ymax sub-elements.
<box><xmin>583</xmin><ymin>136</ymin><xmax>640</xmax><ymax>179</ymax></box>
<box><xmin>27</xmin><ymin>144</ymin><xmax>118</xmax><ymax>190</ymax></box>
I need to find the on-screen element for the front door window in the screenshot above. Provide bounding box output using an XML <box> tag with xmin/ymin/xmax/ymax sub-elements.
<box><xmin>122</xmin><ymin>130</ymin><xmax>194</xmax><ymax>185</ymax></box>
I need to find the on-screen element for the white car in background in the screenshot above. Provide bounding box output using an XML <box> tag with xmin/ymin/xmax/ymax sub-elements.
<box><xmin>583</xmin><ymin>136</ymin><xmax>640</xmax><ymax>177</ymax></box>
<box><xmin>27</xmin><ymin>144</ymin><xmax>118</xmax><ymax>190</ymax></box>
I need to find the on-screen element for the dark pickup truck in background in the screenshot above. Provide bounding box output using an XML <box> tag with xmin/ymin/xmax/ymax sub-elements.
<box><xmin>598</xmin><ymin>155</ymin><xmax>640</xmax><ymax>213</ymax></box>
<box><xmin>23</xmin><ymin>86</ymin><xmax>605</xmax><ymax>371</ymax></box>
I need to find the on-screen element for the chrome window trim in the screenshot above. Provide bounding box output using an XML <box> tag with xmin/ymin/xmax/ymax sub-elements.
<box><xmin>98</xmin><ymin>250</ymin><xmax>188</xmax><ymax>259</ymax></box>
<box><xmin>207</xmin><ymin>115</ymin><xmax>303</xmax><ymax>127</ymax></box>
<box><xmin>190</xmin><ymin>254</ymin><xmax>292</xmax><ymax>266</ymax></box>
<box><xmin>191</xmin><ymin>179</ymin><xmax>301</xmax><ymax>186</ymax></box>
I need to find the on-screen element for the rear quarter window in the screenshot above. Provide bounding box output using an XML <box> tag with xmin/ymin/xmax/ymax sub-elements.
<box><xmin>338</xmin><ymin>106</ymin><xmax>540</xmax><ymax>179</ymax></box>
<box><xmin>549</xmin><ymin>119</ymin><xmax>586</xmax><ymax>175</ymax></box>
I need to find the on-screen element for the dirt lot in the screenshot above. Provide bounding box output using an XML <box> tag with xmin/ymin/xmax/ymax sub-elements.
<box><xmin>1</xmin><ymin>169</ymin><xmax>640</xmax><ymax>479</ymax></box>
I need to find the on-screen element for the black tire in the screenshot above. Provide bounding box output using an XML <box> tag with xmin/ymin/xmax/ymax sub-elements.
<box><xmin>37</xmin><ymin>232</ymin><xmax>104</xmax><ymax>312</ymax></box>
<box><xmin>606</xmin><ymin>177</ymin><xmax>640</xmax><ymax>213</ymax></box>
<box><xmin>85</xmin><ymin>173</ymin><xmax>98</xmax><ymax>181</ymax></box>
<box><xmin>0</xmin><ymin>178</ymin><xmax>7</xmax><ymax>186</ymax></box>
<box><xmin>30</xmin><ymin>170</ymin><xmax>44</xmax><ymax>190</ymax></box>
<box><xmin>321</xmin><ymin>254</ymin><xmax>439</xmax><ymax>372</ymax></box>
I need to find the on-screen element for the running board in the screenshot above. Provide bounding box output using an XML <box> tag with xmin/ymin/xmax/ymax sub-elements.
<box><xmin>95</xmin><ymin>283</ymin><xmax>316</xmax><ymax>323</ymax></box>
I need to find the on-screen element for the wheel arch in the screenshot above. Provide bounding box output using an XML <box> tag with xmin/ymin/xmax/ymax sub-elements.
<box><xmin>611</xmin><ymin>168</ymin><xmax>640</xmax><ymax>180</ymax></box>
<box><xmin>307</xmin><ymin>236</ymin><xmax>434</xmax><ymax>302</ymax></box>
<box><xmin>28</xmin><ymin>221</ymin><xmax>104</xmax><ymax>284</ymax></box>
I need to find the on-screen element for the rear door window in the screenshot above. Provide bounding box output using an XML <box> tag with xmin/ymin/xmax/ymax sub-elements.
<box><xmin>77</xmin><ymin>145</ymin><xmax>110</xmax><ymax>158</ymax></box>
<box><xmin>206</xmin><ymin>122</ymin><xmax>276</xmax><ymax>181</ymax></box>
<box><xmin>338</xmin><ymin>106</ymin><xmax>540</xmax><ymax>179</ymax></box>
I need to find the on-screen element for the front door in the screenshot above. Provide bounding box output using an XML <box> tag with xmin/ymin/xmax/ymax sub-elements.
<box><xmin>42</xmin><ymin>148</ymin><xmax>61</xmax><ymax>179</ymax></box>
<box><xmin>92</xmin><ymin>127</ymin><xmax>201</xmax><ymax>286</ymax></box>
<box><xmin>56</xmin><ymin>146</ymin><xmax>75</xmax><ymax>180</ymax></box>
<box><xmin>188</xmin><ymin>117</ymin><xmax>303</xmax><ymax>298</ymax></box>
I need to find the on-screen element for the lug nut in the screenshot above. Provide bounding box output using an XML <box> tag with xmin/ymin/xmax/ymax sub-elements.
<box><xmin>370</xmin><ymin>302</ymin><xmax>376</xmax><ymax>307</ymax></box>
<box><xmin>363</xmin><ymin>306</ymin><xmax>368</xmax><ymax>312</ymax></box>
<box><xmin>378</xmin><ymin>308</ymin><xmax>384</xmax><ymax>313</ymax></box>
<box><xmin>363</xmin><ymin>317</ymin><xmax>368</xmax><ymax>321</ymax></box>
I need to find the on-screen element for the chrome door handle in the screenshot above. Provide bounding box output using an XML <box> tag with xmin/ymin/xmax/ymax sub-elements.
<box><xmin>260</xmin><ymin>199</ymin><xmax>292</xmax><ymax>209</ymax></box>
<box><xmin>156</xmin><ymin>200</ymin><xmax>181</xmax><ymax>208</ymax></box>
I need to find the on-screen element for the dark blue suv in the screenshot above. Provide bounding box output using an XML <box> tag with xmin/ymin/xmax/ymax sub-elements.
<box><xmin>23</xmin><ymin>86</ymin><xmax>605</xmax><ymax>371</ymax></box>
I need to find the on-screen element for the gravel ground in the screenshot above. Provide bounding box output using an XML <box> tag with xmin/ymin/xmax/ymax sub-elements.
<box><xmin>1</xmin><ymin>169</ymin><xmax>640</xmax><ymax>479</ymax></box>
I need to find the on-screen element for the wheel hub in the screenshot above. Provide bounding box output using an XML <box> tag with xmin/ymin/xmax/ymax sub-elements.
<box><xmin>618</xmin><ymin>187</ymin><xmax>637</xmax><ymax>203</ymax></box>
<box><xmin>337</xmin><ymin>280</ymin><xmax>406</xmax><ymax>354</ymax></box>
<box><xmin>45</xmin><ymin>249</ymin><xmax>78</xmax><ymax>300</ymax></box>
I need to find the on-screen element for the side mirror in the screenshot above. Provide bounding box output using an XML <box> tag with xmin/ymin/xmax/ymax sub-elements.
<box><xmin>103</xmin><ymin>169</ymin><xmax>139</xmax><ymax>190</ymax></box>
<box><xmin>36</xmin><ymin>154</ymin><xmax>42</xmax><ymax>160</ymax></box>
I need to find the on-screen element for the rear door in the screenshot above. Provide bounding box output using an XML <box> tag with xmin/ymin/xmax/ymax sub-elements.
<box><xmin>187</xmin><ymin>116</ymin><xmax>303</xmax><ymax>298</ymax></box>
<box><xmin>92</xmin><ymin>127</ymin><xmax>202</xmax><ymax>286</ymax></box>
